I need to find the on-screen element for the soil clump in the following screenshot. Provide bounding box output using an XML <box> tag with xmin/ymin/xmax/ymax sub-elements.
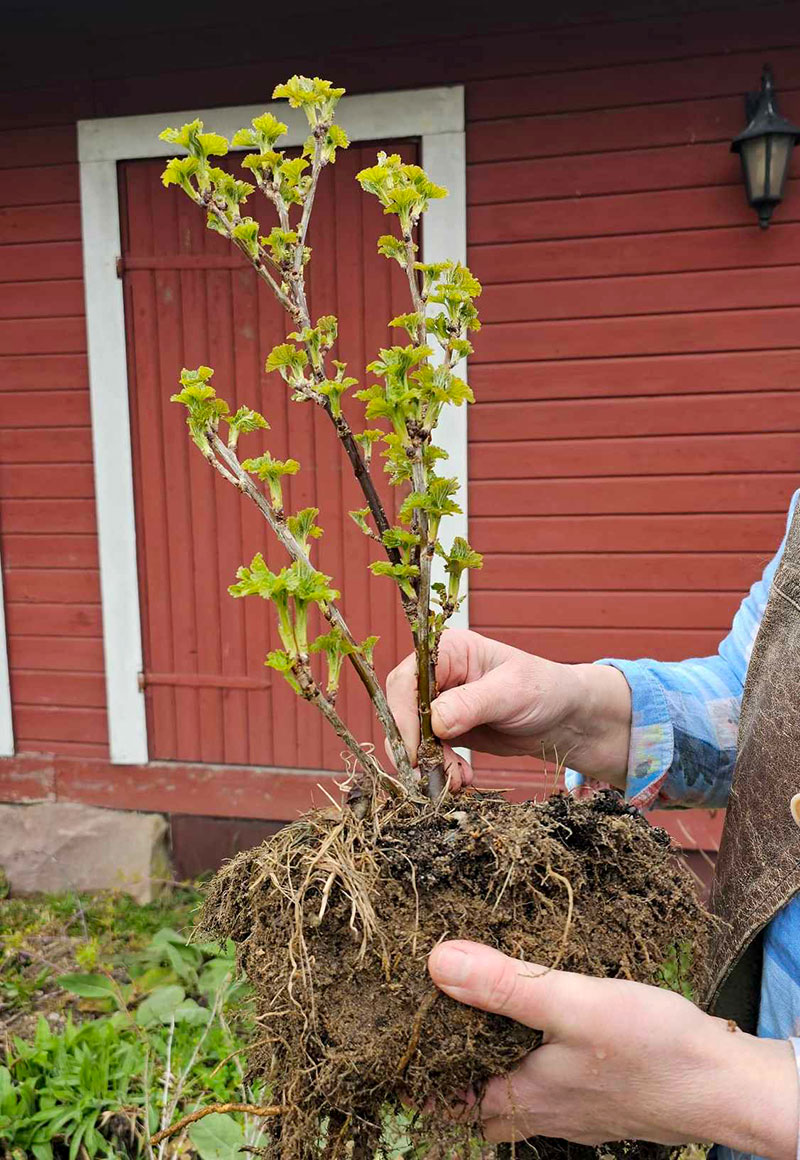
<box><xmin>200</xmin><ymin>790</ymin><xmax>711</xmax><ymax>1160</ymax></box>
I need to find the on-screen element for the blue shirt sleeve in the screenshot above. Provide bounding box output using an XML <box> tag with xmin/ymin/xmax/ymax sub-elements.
<box><xmin>566</xmin><ymin>491</ymin><xmax>799</xmax><ymax>810</ymax></box>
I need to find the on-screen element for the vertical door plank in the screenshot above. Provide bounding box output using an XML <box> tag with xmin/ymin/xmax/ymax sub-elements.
<box><xmin>123</xmin><ymin>143</ymin><xmax>420</xmax><ymax>773</ymax></box>
<box><xmin>120</xmin><ymin>162</ymin><xmax>176</xmax><ymax>760</ymax></box>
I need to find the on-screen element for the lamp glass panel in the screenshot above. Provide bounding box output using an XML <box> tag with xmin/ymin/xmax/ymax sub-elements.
<box><xmin>766</xmin><ymin>133</ymin><xmax>793</xmax><ymax>198</ymax></box>
<box><xmin>741</xmin><ymin>136</ymin><xmax>767</xmax><ymax>201</ymax></box>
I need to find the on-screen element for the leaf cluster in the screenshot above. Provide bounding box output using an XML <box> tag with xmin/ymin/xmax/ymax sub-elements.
<box><xmin>161</xmin><ymin>77</ymin><xmax>350</xmax><ymax>280</ymax></box>
<box><xmin>171</xmin><ymin>369</ymin><xmax>270</xmax><ymax>459</ymax></box>
<box><xmin>241</xmin><ymin>450</ymin><xmax>300</xmax><ymax>510</ymax></box>
<box><xmin>230</xmin><ymin>554</ymin><xmax>339</xmax><ymax>656</ymax></box>
<box><xmin>357</xmin><ymin>152</ymin><xmax>447</xmax><ymax>233</ymax></box>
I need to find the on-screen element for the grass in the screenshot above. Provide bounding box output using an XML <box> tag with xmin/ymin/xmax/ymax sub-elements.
<box><xmin>0</xmin><ymin>879</ymin><xmax>270</xmax><ymax>1160</ymax></box>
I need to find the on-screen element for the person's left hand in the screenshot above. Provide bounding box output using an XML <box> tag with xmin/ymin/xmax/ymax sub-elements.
<box><xmin>427</xmin><ymin>940</ymin><xmax>798</xmax><ymax>1157</ymax></box>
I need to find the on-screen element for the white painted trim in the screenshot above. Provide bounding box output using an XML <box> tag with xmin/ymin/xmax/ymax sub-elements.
<box><xmin>78</xmin><ymin>85</ymin><xmax>468</xmax><ymax>763</ymax></box>
<box><xmin>0</xmin><ymin>545</ymin><xmax>15</xmax><ymax>757</ymax></box>
<box><xmin>421</xmin><ymin>129</ymin><xmax>469</xmax><ymax>629</ymax></box>
<box><xmin>79</xmin><ymin>158</ymin><xmax>147</xmax><ymax>764</ymax></box>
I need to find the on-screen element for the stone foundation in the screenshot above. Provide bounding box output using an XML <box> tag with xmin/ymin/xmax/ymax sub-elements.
<box><xmin>0</xmin><ymin>801</ymin><xmax>170</xmax><ymax>903</ymax></box>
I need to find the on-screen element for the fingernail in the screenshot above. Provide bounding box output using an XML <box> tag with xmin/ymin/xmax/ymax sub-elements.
<box><xmin>434</xmin><ymin>698</ymin><xmax>453</xmax><ymax>733</ymax></box>
<box><xmin>431</xmin><ymin>944</ymin><xmax>470</xmax><ymax>985</ymax></box>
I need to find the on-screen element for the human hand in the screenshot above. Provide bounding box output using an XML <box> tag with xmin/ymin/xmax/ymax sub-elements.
<box><xmin>386</xmin><ymin>629</ymin><xmax>632</xmax><ymax>789</ymax></box>
<box><xmin>427</xmin><ymin>940</ymin><xmax>798</xmax><ymax>1156</ymax></box>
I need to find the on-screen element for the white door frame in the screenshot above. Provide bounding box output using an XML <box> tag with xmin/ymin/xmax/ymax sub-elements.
<box><xmin>0</xmin><ymin>551</ymin><xmax>14</xmax><ymax>757</ymax></box>
<box><xmin>78</xmin><ymin>85</ymin><xmax>468</xmax><ymax>765</ymax></box>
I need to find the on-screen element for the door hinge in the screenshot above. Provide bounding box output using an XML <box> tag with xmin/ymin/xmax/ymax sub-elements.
<box><xmin>116</xmin><ymin>256</ymin><xmax>124</xmax><ymax>279</ymax></box>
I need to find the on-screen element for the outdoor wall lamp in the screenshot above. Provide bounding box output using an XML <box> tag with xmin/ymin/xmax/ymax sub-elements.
<box><xmin>731</xmin><ymin>65</ymin><xmax>800</xmax><ymax>228</ymax></box>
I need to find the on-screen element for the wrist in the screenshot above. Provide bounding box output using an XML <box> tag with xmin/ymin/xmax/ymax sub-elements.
<box><xmin>705</xmin><ymin>1026</ymin><xmax>798</xmax><ymax>1159</ymax></box>
<box><xmin>565</xmin><ymin>663</ymin><xmax>631</xmax><ymax>789</ymax></box>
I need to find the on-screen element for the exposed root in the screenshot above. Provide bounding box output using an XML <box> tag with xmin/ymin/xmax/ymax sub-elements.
<box><xmin>149</xmin><ymin>1102</ymin><xmax>284</xmax><ymax>1146</ymax></box>
<box><xmin>397</xmin><ymin>988</ymin><xmax>440</xmax><ymax>1075</ymax></box>
<box><xmin>199</xmin><ymin>790</ymin><xmax>712</xmax><ymax>1160</ymax></box>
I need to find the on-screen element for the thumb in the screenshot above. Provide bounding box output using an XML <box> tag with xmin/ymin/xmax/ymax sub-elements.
<box><xmin>428</xmin><ymin>940</ymin><xmax>567</xmax><ymax>1031</ymax></box>
<box><xmin>431</xmin><ymin>666</ymin><xmax>511</xmax><ymax>740</ymax></box>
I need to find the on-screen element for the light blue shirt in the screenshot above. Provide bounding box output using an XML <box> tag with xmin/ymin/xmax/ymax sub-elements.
<box><xmin>567</xmin><ymin>492</ymin><xmax>800</xmax><ymax>1159</ymax></box>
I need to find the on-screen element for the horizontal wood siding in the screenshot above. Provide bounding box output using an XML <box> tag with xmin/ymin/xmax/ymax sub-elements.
<box><xmin>0</xmin><ymin>119</ymin><xmax>109</xmax><ymax>759</ymax></box>
<box><xmin>3</xmin><ymin>1</ymin><xmax>800</xmax><ymax>828</ymax></box>
<box><xmin>464</xmin><ymin>20</ymin><xmax>800</xmax><ymax>785</ymax></box>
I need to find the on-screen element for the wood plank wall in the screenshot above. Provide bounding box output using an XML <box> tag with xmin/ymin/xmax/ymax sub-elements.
<box><xmin>1</xmin><ymin>1</ymin><xmax>799</xmax><ymax>806</ymax></box>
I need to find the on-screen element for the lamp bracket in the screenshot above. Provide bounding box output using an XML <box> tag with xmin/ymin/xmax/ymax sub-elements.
<box><xmin>745</xmin><ymin>91</ymin><xmax>761</xmax><ymax>123</ymax></box>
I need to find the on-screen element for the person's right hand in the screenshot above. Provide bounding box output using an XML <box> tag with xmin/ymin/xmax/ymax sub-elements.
<box><xmin>385</xmin><ymin>629</ymin><xmax>632</xmax><ymax>790</ymax></box>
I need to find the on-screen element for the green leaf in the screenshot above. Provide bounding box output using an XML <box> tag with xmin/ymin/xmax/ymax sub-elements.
<box><xmin>360</xmin><ymin>635</ymin><xmax>379</xmax><ymax>665</ymax></box>
<box><xmin>265</xmin><ymin>649</ymin><xmax>301</xmax><ymax>694</ymax></box>
<box><xmin>135</xmin><ymin>984</ymin><xmax>185</xmax><ymax>1027</ymax></box>
<box><xmin>197</xmin><ymin>956</ymin><xmax>234</xmax><ymax>996</ymax></box>
<box><xmin>398</xmin><ymin>475</ymin><xmax>461</xmax><ymax>534</ymax></box>
<box><xmin>441</xmin><ymin>535</ymin><xmax>483</xmax><ymax>602</ymax></box>
<box><xmin>173</xmin><ymin>998</ymin><xmax>212</xmax><ymax>1025</ymax></box>
<box><xmin>56</xmin><ymin>973</ymin><xmax>117</xmax><ymax>1000</ymax></box>
<box><xmin>382</xmin><ymin>526</ymin><xmax>420</xmax><ymax>563</ymax></box>
<box><xmin>225</xmin><ymin>405</ymin><xmax>269</xmax><ymax>448</ymax></box>
<box><xmin>348</xmin><ymin>507</ymin><xmax>373</xmax><ymax>537</ymax></box>
<box><xmin>272</xmin><ymin>76</ymin><xmax>346</xmax><ymax>127</ymax></box>
<box><xmin>241</xmin><ymin>451</ymin><xmax>300</xmax><ymax>509</ymax></box>
<box><xmin>444</xmin><ymin>536</ymin><xmax>483</xmax><ymax>573</ymax></box>
<box><xmin>377</xmin><ymin>234</ymin><xmax>410</xmax><ymax>264</ymax></box>
<box><xmin>286</xmin><ymin>559</ymin><xmax>339</xmax><ymax>608</ymax></box>
<box><xmin>170</xmin><ymin>369</ymin><xmax>228</xmax><ymax>455</ymax></box>
<box><xmin>229</xmin><ymin>553</ymin><xmax>280</xmax><ymax>599</ymax></box>
<box><xmin>209</xmin><ymin>168</ymin><xmax>254</xmax><ymax>207</ymax></box>
<box><xmin>316</xmin><ymin>377</ymin><xmax>355</xmax><ymax>418</ymax></box>
<box><xmin>230</xmin><ymin>217</ymin><xmax>260</xmax><ymax>257</ymax></box>
<box><xmin>287</xmin><ymin>506</ymin><xmax>324</xmax><ymax>551</ymax></box>
<box><xmin>309</xmin><ymin>627</ymin><xmax>354</xmax><ymax>696</ymax></box>
<box><xmin>265</xmin><ymin>342</ymin><xmax>308</xmax><ymax>382</ymax></box>
<box><xmin>231</xmin><ymin>112</ymin><xmax>288</xmax><ymax>152</ymax></box>
<box><xmin>188</xmin><ymin>1112</ymin><xmax>244</xmax><ymax>1160</ymax></box>
<box><xmin>262</xmin><ymin>225</ymin><xmax>298</xmax><ymax>264</ymax></box>
<box><xmin>160</xmin><ymin>155</ymin><xmax>201</xmax><ymax>196</ymax></box>
<box><xmin>275</xmin><ymin>156</ymin><xmax>311</xmax><ymax>205</ymax></box>
<box><xmin>389</xmin><ymin>312</ymin><xmax>423</xmax><ymax>339</ymax></box>
<box><xmin>353</xmin><ymin>428</ymin><xmax>384</xmax><ymax>466</ymax></box>
<box><xmin>357</xmin><ymin>152</ymin><xmax>447</xmax><ymax>230</ymax></box>
<box><xmin>159</xmin><ymin>120</ymin><xmax>229</xmax><ymax>160</ymax></box>
<box><xmin>369</xmin><ymin>560</ymin><xmax>419</xmax><ymax>599</ymax></box>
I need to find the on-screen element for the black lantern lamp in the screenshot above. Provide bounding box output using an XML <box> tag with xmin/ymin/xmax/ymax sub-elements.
<box><xmin>731</xmin><ymin>65</ymin><xmax>800</xmax><ymax>228</ymax></box>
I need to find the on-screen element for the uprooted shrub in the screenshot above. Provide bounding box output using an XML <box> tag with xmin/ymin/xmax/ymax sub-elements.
<box><xmin>155</xmin><ymin>76</ymin><xmax>711</xmax><ymax>1160</ymax></box>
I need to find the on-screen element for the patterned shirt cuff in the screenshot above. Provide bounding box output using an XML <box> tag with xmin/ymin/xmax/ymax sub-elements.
<box><xmin>565</xmin><ymin>659</ymin><xmax>674</xmax><ymax>810</ymax></box>
<box><xmin>790</xmin><ymin>1038</ymin><xmax>800</xmax><ymax>1160</ymax></box>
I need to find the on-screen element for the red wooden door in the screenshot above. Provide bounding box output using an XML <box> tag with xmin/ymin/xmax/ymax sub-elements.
<box><xmin>120</xmin><ymin>142</ymin><xmax>418</xmax><ymax>770</ymax></box>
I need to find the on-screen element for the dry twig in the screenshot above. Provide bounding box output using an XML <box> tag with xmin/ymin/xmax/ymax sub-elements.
<box><xmin>149</xmin><ymin>1103</ymin><xmax>284</xmax><ymax>1146</ymax></box>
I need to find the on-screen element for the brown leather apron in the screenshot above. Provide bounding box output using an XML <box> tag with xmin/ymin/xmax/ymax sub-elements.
<box><xmin>707</xmin><ymin>501</ymin><xmax>800</xmax><ymax>1029</ymax></box>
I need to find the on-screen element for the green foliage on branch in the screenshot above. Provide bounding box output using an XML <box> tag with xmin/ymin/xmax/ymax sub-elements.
<box><xmin>230</xmin><ymin>555</ymin><xmax>338</xmax><ymax>656</ymax></box>
<box><xmin>162</xmin><ymin>76</ymin><xmax>483</xmax><ymax>799</ymax></box>
<box><xmin>241</xmin><ymin>452</ymin><xmax>300</xmax><ymax>511</ymax></box>
<box><xmin>287</xmin><ymin>506</ymin><xmax>324</xmax><ymax>552</ymax></box>
<box><xmin>356</xmin><ymin>152</ymin><xmax>447</xmax><ymax>233</ymax></box>
<box><xmin>170</xmin><ymin>368</ymin><xmax>229</xmax><ymax>456</ymax></box>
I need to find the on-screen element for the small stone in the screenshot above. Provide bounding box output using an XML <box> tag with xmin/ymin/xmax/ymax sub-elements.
<box><xmin>0</xmin><ymin>802</ymin><xmax>169</xmax><ymax>904</ymax></box>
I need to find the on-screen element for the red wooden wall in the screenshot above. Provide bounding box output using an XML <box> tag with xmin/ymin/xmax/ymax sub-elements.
<box><xmin>2</xmin><ymin>0</ymin><xmax>800</xmax><ymax>828</ymax></box>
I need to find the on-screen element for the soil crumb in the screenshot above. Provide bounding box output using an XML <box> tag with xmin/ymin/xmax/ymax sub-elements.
<box><xmin>200</xmin><ymin>790</ymin><xmax>711</xmax><ymax>1160</ymax></box>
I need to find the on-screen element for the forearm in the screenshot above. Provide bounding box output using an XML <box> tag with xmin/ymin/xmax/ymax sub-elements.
<box><xmin>557</xmin><ymin>662</ymin><xmax>632</xmax><ymax>790</ymax></box>
<box><xmin>698</xmin><ymin>1026</ymin><xmax>797</xmax><ymax>1159</ymax></box>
